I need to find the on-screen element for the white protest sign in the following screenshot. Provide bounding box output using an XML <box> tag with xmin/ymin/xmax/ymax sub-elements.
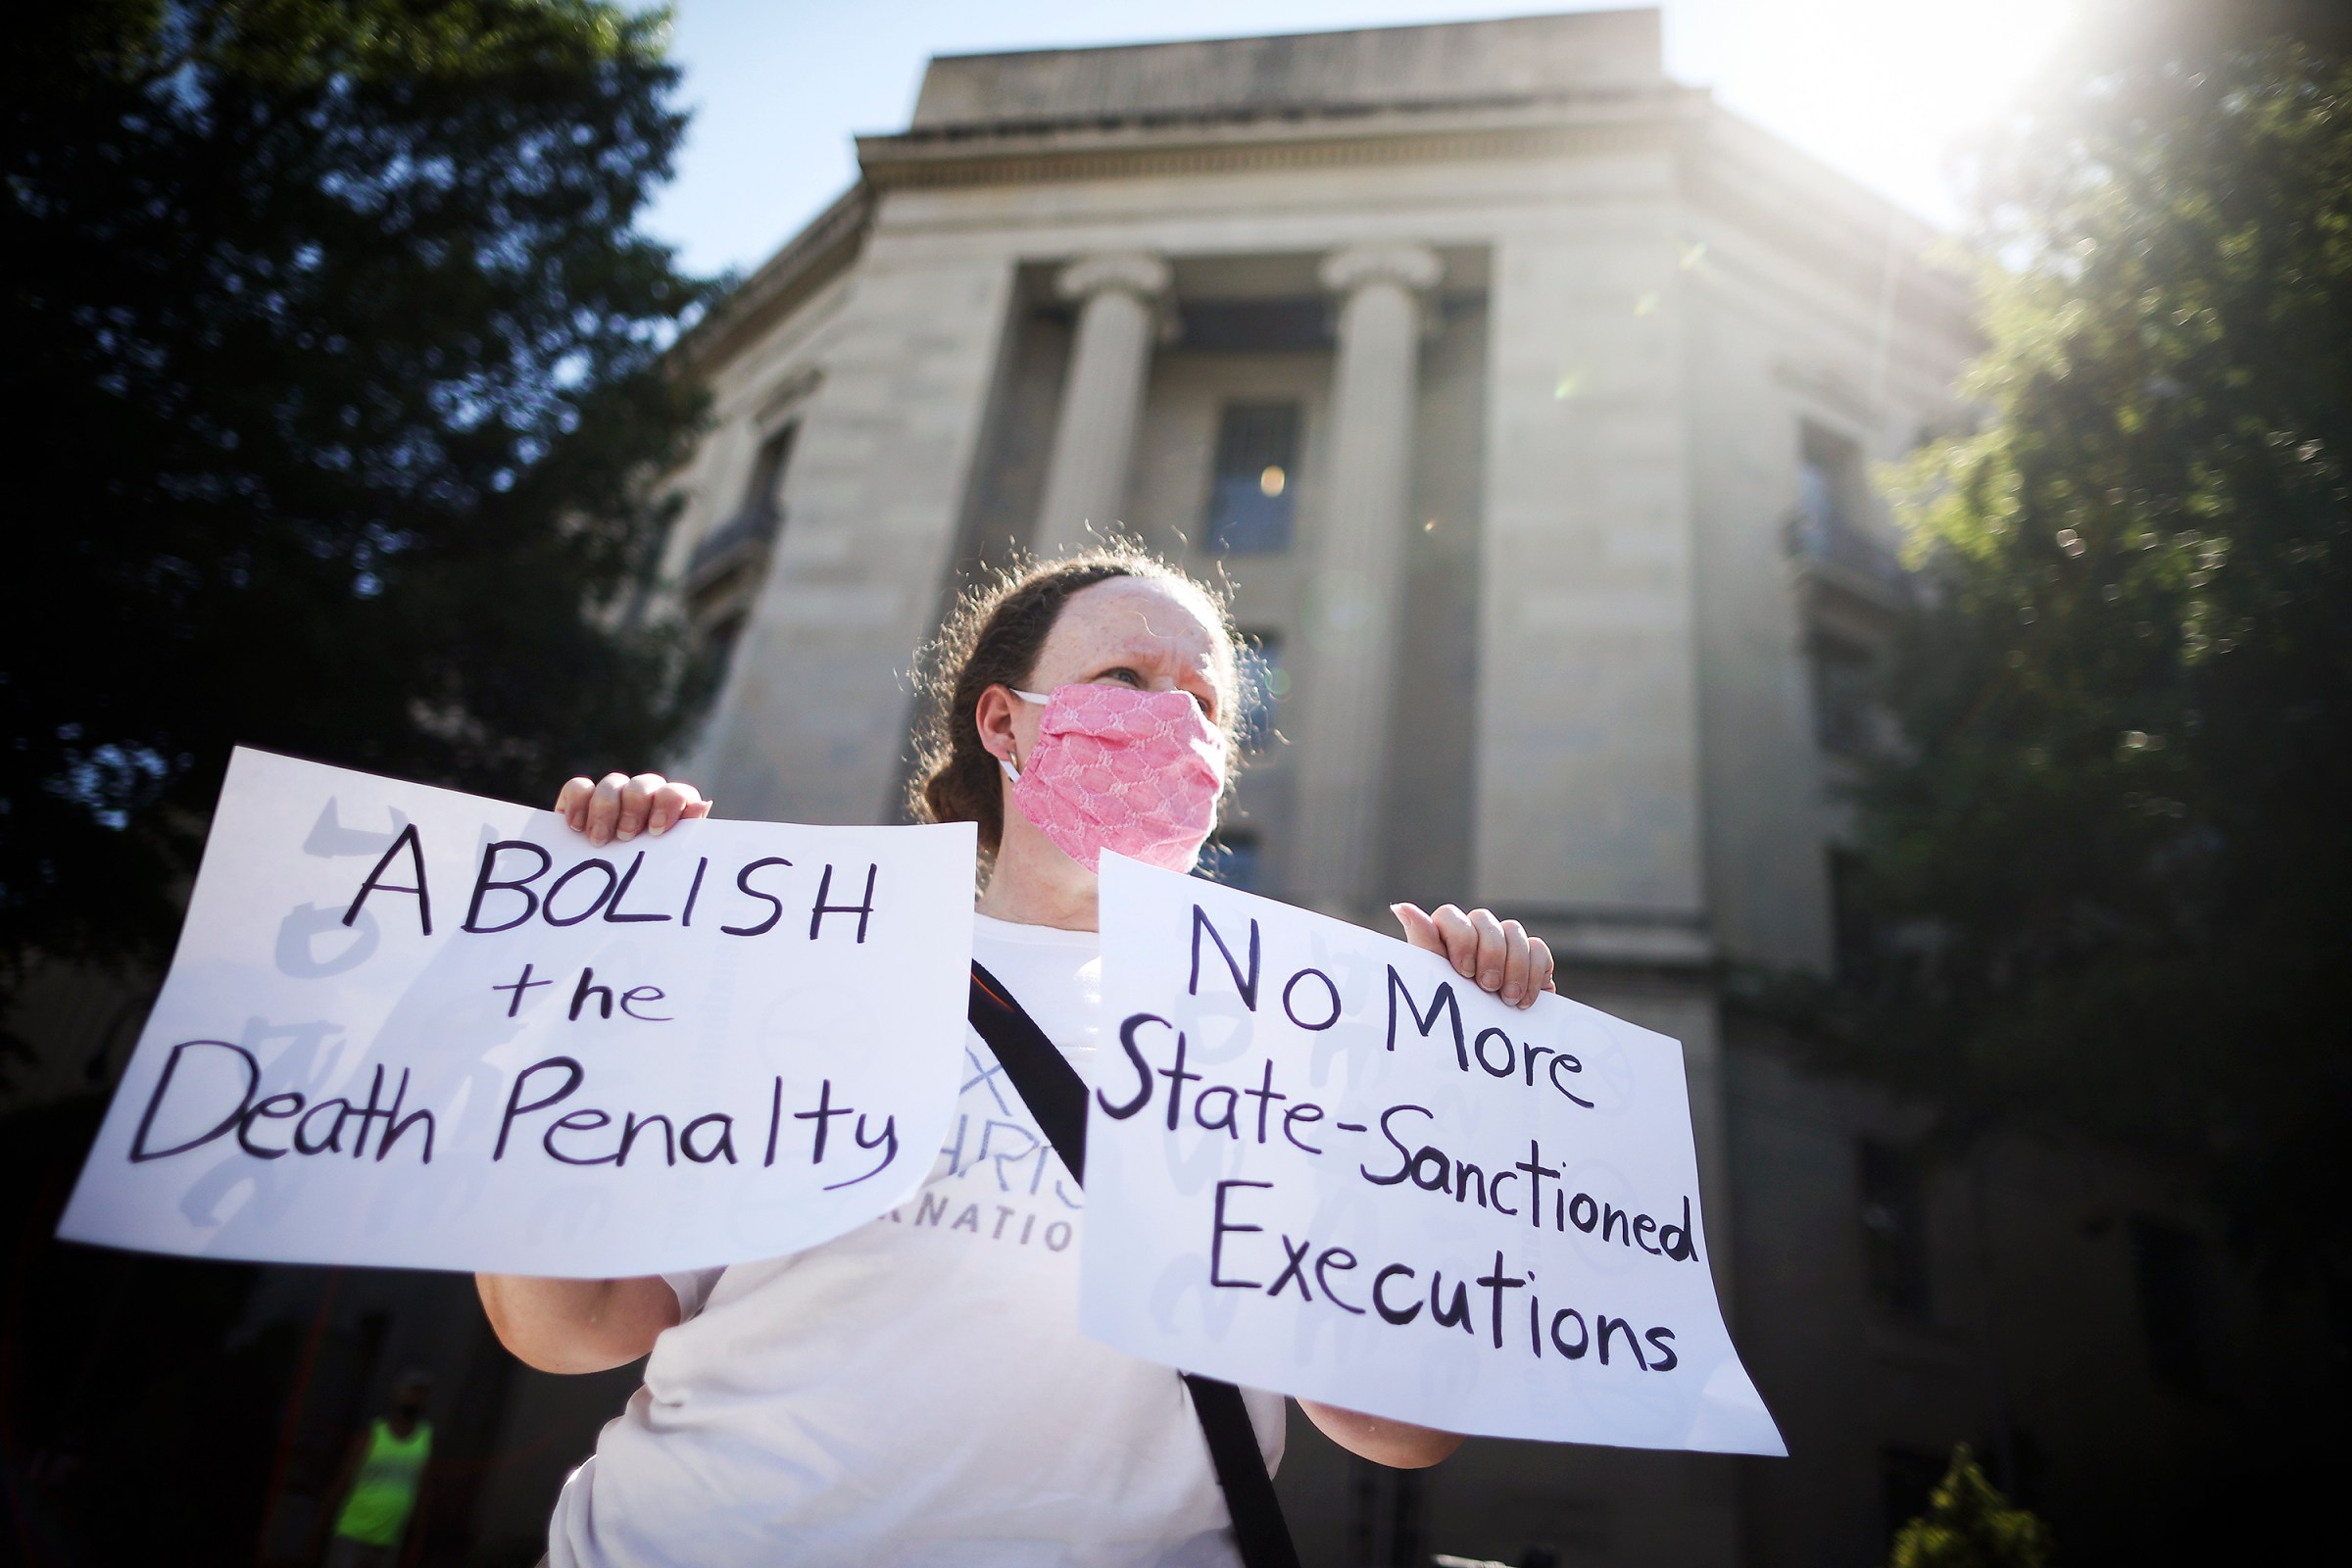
<box><xmin>1082</xmin><ymin>856</ymin><xmax>1784</xmax><ymax>1454</ymax></box>
<box><xmin>60</xmin><ymin>747</ymin><xmax>977</xmax><ymax>1278</ymax></box>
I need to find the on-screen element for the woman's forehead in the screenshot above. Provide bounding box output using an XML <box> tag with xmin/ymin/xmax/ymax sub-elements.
<box><xmin>1049</xmin><ymin>577</ymin><xmax>1228</xmax><ymax>667</ymax></box>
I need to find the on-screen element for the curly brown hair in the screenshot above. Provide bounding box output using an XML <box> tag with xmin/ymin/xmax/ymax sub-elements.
<box><xmin>906</xmin><ymin>546</ymin><xmax>1242</xmax><ymax>863</ymax></box>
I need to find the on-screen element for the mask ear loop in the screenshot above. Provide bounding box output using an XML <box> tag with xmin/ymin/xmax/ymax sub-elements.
<box><xmin>999</xmin><ymin>688</ymin><xmax>1051</xmax><ymax>784</ymax></box>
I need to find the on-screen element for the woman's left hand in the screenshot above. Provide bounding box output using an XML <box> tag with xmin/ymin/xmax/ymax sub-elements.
<box><xmin>1390</xmin><ymin>903</ymin><xmax>1555</xmax><ymax>1009</ymax></box>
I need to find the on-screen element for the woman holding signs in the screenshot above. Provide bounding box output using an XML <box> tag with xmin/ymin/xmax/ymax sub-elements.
<box><xmin>476</xmin><ymin>548</ymin><xmax>1556</xmax><ymax>1567</ymax></box>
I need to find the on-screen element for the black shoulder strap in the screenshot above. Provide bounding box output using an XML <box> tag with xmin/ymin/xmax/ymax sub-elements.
<box><xmin>968</xmin><ymin>961</ymin><xmax>1300</xmax><ymax>1568</ymax></box>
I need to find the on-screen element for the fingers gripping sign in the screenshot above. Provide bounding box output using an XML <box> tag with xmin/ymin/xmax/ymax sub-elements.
<box><xmin>1390</xmin><ymin>904</ymin><xmax>1555</xmax><ymax>1008</ymax></box>
<box><xmin>558</xmin><ymin>772</ymin><xmax>712</xmax><ymax>847</ymax></box>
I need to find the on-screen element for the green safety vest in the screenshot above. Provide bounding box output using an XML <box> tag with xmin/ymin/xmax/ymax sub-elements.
<box><xmin>333</xmin><ymin>1417</ymin><xmax>432</xmax><ymax>1547</ymax></box>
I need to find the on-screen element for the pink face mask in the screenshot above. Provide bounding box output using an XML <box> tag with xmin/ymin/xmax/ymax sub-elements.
<box><xmin>1000</xmin><ymin>683</ymin><xmax>1227</xmax><ymax>873</ymax></box>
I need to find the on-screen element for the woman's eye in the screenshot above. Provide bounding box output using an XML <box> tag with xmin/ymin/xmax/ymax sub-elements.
<box><xmin>1097</xmin><ymin>668</ymin><xmax>1144</xmax><ymax>687</ymax></box>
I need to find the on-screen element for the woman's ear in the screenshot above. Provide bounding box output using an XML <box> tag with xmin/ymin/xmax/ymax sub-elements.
<box><xmin>974</xmin><ymin>684</ymin><xmax>1020</xmax><ymax>765</ymax></box>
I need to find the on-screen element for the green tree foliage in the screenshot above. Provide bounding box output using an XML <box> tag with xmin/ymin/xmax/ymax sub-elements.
<box><xmin>1817</xmin><ymin>41</ymin><xmax>2351</xmax><ymax>1333</ymax></box>
<box><xmin>1886</xmin><ymin>1446</ymin><xmax>2054</xmax><ymax>1568</ymax></box>
<box><xmin>0</xmin><ymin>1</ymin><xmax>713</xmax><ymax>1032</ymax></box>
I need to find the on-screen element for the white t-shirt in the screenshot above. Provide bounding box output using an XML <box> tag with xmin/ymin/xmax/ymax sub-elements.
<box><xmin>547</xmin><ymin>913</ymin><xmax>1287</xmax><ymax>1568</ymax></box>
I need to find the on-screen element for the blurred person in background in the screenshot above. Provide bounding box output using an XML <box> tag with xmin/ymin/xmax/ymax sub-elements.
<box><xmin>312</xmin><ymin>1370</ymin><xmax>434</xmax><ymax>1568</ymax></box>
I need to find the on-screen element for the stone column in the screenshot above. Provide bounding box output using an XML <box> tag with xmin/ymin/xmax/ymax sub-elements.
<box><xmin>1289</xmin><ymin>243</ymin><xmax>1443</xmax><ymax>910</ymax></box>
<box><xmin>1032</xmin><ymin>252</ymin><xmax>1170</xmax><ymax>556</ymax></box>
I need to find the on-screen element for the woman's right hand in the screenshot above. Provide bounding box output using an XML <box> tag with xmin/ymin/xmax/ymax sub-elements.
<box><xmin>555</xmin><ymin>771</ymin><xmax>712</xmax><ymax>846</ymax></box>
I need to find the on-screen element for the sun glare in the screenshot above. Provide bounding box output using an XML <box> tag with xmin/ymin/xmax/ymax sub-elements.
<box><xmin>1678</xmin><ymin>0</ymin><xmax>2079</xmax><ymax>222</ymax></box>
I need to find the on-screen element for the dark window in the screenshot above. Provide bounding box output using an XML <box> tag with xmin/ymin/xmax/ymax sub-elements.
<box><xmin>1880</xmin><ymin>1446</ymin><xmax>1950</xmax><ymax>1542</ymax></box>
<box><xmin>1798</xmin><ymin>420</ymin><xmax>1866</xmax><ymax>538</ymax></box>
<box><xmin>1196</xmin><ymin>831</ymin><xmax>1262</xmax><ymax>893</ymax></box>
<box><xmin>1809</xmin><ymin>626</ymin><xmax>1878</xmax><ymax>756</ymax></box>
<box><xmin>689</xmin><ymin>425</ymin><xmax>795</xmax><ymax>594</ymax></box>
<box><xmin>741</xmin><ymin>423</ymin><xmax>797</xmax><ymax>533</ymax></box>
<box><xmin>1237</xmin><ymin>633</ymin><xmax>1287</xmax><ymax>753</ymax></box>
<box><xmin>1205</xmin><ymin>403</ymin><xmax>1300</xmax><ymax>554</ymax></box>
<box><xmin>2131</xmin><ymin>1217</ymin><xmax>2220</xmax><ymax>1395</ymax></box>
<box><xmin>1789</xmin><ymin>420</ymin><xmax>1907</xmax><ymax>596</ymax></box>
<box><xmin>701</xmin><ymin>609</ymin><xmax>749</xmax><ymax>671</ymax></box>
<box><xmin>687</xmin><ymin>423</ymin><xmax>796</xmax><ymax>658</ymax></box>
<box><xmin>1859</xmin><ymin>1139</ymin><xmax>1931</xmax><ymax>1319</ymax></box>
<box><xmin>1828</xmin><ymin>847</ymin><xmax>1872</xmax><ymax>979</ymax></box>
<box><xmin>1344</xmin><ymin>1455</ymin><xmax>1426</xmax><ymax>1568</ymax></box>
<box><xmin>1177</xmin><ymin>298</ymin><xmax>1331</xmax><ymax>353</ymax></box>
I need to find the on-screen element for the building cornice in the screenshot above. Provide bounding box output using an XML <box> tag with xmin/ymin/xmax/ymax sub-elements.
<box><xmin>674</xmin><ymin>80</ymin><xmax>1978</xmax><ymax>392</ymax></box>
<box><xmin>856</xmin><ymin>90</ymin><xmax>1697</xmax><ymax>191</ymax></box>
<box><xmin>674</xmin><ymin>183</ymin><xmax>872</xmax><ymax>376</ymax></box>
<box><xmin>848</xmin><ymin>86</ymin><xmax>1976</xmax><ymax>350</ymax></box>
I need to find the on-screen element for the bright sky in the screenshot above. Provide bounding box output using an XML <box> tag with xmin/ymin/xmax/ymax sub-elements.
<box><xmin>644</xmin><ymin>1</ymin><xmax>2082</xmax><ymax>280</ymax></box>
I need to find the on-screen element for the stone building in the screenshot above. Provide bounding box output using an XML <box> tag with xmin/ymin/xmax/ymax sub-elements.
<box><xmin>591</xmin><ymin>10</ymin><xmax>2272</xmax><ymax>1568</ymax></box>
